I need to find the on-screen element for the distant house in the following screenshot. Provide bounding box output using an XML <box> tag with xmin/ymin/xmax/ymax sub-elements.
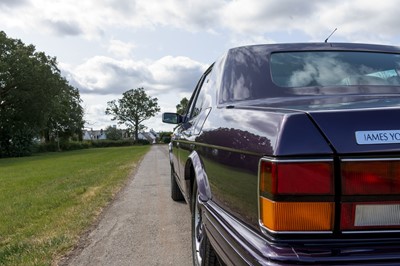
<box><xmin>82</xmin><ymin>129</ymin><xmax>106</xmax><ymax>140</ymax></box>
<box><xmin>137</xmin><ymin>129</ymin><xmax>158</xmax><ymax>144</ymax></box>
<box><xmin>138</xmin><ymin>132</ymin><xmax>155</xmax><ymax>143</ymax></box>
<box><xmin>82</xmin><ymin>128</ymin><xmax>158</xmax><ymax>143</ymax></box>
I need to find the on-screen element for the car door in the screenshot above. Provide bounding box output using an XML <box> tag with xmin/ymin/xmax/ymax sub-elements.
<box><xmin>175</xmin><ymin>67</ymin><xmax>213</xmax><ymax>198</ymax></box>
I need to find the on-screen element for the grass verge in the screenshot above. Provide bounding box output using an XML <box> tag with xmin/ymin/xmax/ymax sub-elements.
<box><xmin>0</xmin><ymin>146</ymin><xmax>150</xmax><ymax>265</ymax></box>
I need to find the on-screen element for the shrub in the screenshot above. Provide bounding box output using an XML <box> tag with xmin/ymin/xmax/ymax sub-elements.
<box><xmin>33</xmin><ymin>142</ymin><xmax>58</xmax><ymax>153</ymax></box>
<box><xmin>33</xmin><ymin>141</ymin><xmax>91</xmax><ymax>153</ymax></box>
<box><xmin>0</xmin><ymin>131</ymin><xmax>35</xmax><ymax>157</ymax></box>
<box><xmin>162</xmin><ymin>137</ymin><xmax>171</xmax><ymax>144</ymax></box>
<box><xmin>60</xmin><ymin>141</ymin><xmax>91</xmax><ymax>151</ymax></box>
<box><xmin>31</xmin><ymin>138</ymin><xmax>149</xmax><ymax>155</ymax></box>
<box><xmin>136</xmin><ymin>139</ymin><xmax>150</xmax><ymax>145</ymax></box>
<box><xmin>90</xmin><ymin>139</ymin><xmax>136</xmax><ymax>148</ymax></box>
<box><xmin>90</xmin><ymin>139</ymin><xmax>151</xmax><ymax>147</ymax></box>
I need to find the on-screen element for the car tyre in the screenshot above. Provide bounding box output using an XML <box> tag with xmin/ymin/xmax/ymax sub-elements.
<box><xmin>192</xmin><ymin>181</ymin><xmax>219</xmax><ymax>266</ymax></box>
<box><xmin>171</xmin><ymin>168</ymin><xmax>184</xmax><ymax>201</ymax></box>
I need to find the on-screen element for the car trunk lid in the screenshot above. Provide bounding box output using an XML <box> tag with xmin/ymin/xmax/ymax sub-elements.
<box><xmin>307</xmin><ymin>107</ymin><xmax>400</xmax><ymax>154</ymax></box>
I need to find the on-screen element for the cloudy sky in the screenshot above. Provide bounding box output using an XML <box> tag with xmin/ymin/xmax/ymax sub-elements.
<box><xmin>2</xmin><ymin>0</ymin><xmax>400</xmax><ymax>132</ymax></box>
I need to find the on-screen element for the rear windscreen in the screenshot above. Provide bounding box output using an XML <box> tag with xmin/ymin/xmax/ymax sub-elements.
<box><xmin>271</xmin><ymin>51</ymin><xmax>400</xmax><ymax>87</ymax></box>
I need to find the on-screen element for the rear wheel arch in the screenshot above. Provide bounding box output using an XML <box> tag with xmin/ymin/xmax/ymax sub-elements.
<box><xmin>185</xmin><ymin>151</ymin><xmax>212</xmax><ymax>211</ymax></box>
<box><xmin>184</xmin><ymin>160</ymin><xmax>195</xmax><ymax>205</ymax></box>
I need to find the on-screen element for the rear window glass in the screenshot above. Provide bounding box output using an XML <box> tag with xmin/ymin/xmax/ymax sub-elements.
<box><xmin>271</xmin><ymin>51</ymin><xmax>400</xmax><ymax>87</ymax></box>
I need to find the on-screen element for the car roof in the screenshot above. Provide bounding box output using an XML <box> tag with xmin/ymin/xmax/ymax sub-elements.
<box><xmin>228</xmin><ymin>42</ymin><xmax>400</xmax><ymax>54</ymax></box>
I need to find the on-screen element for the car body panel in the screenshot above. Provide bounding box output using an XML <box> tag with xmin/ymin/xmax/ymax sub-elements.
<box><xmin>202</xmin><ymin>107</ymin><xmax>334</xmax><ymax>156</ymax></box>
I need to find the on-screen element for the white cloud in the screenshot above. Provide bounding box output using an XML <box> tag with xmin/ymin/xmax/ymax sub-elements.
<box><xmin>108</xmin><ymin>39</ymin><xmax>136</xmax><ymax>58</ymax></box>
<box><xmin>63</xmin><ymin>55</ymin><xmax>207</xmax><ymax>96</ymax></box>
<box><xmin>217</xmin><ymin>0</ymin><xmax>400</xmax><ymax>44</ymax></box>
<box><xmin>0</xmin><ymin>0</ymin><xmax>29</xmax><ymax>8</ymax></box>
<box><xmin>0</xmin><ymin>0</ymin><xmax>224</xmax><ymax>38</ymax></box>
<box><xmin>228</xmin><ymin>34</ymin><xmax>276</xmax><ymax>48</ymax></box>
<box><xmin>219</xmin><ymin>0</ymin><xmax>327</xmax><ymax>40</ymax></box>
<box><xmin>148</xmin><ymin>56</ymin><xmax>208</xmax><ymax>92</ymax></box>
<box><xmin>80</xmin><ymin>93</ymin><xmax>118</xmax><ymax>129</ymax></box>
<box><xmin>3</xmin><ymin>0</ymin><xmax>400</xmax><ymax>44</ymax></box>
<box><xmin>313</xmin><ymin>0</ymin><xmax>400</xmax><ymax>43</ymax></box>
<box><xmin>64</xmin><ymin>56</ymin><xmax>151</xmax><ymax>94</ymax></box>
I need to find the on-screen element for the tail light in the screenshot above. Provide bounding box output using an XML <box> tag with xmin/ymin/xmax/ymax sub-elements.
<box><xmin>341</xmin><ymin>159</ymin><xmax>400</xmax><ymax>231</ymax></box>
<box><xmin>341</xmin><ymin>160</ymin><xmax>400</xmax><ymax>195</ymax></box>
<box><xmin>259</xmin><ymin>158</ymin><xmax>334</xmax><ymax>233</ymax></box>
<box><xmin>259</xmin><ymin>157</ymin><xmax>400</xmax><ymax>235</ymax></box>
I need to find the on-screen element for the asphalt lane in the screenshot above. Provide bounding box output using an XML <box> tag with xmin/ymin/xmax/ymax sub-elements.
<box><xmin>64</xmin><ymin>145</ymin><xmax>192</xmax><ymax>266</ymax></box>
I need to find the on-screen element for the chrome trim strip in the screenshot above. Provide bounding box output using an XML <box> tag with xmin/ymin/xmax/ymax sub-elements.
<box><xmin>174</xmin><ymin>139</ymin><xmax>261</xmax><ymax>157</ymax></box>
<box><xmin>260</xmin><ymin>157</ymin><xmax>334</xmax><ymax>163</ymax></box>
<box><xmin>341</xmin><ymin>157</ymin><xmax>400</xmax><ymax>162</ymax></box>
<box><xmin>260</xmin><ymin>223</ymin><xmax>332</xmax><ymax>234</ymax></box>
<box><xmin>342</xmin><ymin>230</ymin><xmax>400</xmax><ymax>234</ymax></box>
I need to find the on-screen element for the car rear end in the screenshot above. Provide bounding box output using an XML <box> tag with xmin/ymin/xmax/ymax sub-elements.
<box><xmin>204</xmin><ymin>43</ymin><xmax>400</xmax><ymax>265</ymax></box>
<box><xmin>256</xmin><ymin>76</ymin><xmax>400</xmax><ymax>263</ymax></box>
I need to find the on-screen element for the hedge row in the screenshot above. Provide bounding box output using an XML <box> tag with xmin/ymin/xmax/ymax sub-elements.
<box><xmin>33</xmin><ymin>139</ymin><xmax>150</xmax><ymax>153</ymax></box>
<box><xmin>90</xmin><ymin>139</ymin><xmax>150</xmax><ymax>147</ymax></box>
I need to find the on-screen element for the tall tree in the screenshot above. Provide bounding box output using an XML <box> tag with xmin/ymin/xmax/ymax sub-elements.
<box><xmin>0</xmin><ymin>31</ymin><xmax>84</xmax><ymax>157</ymax></box>
<box><xmin>105</xmin><ymin>88</ymin><xmax>160</xmax><ymax>141</ymax></box>
<box><xmin>105</xmin><ymin>126</ymin><xmax>122</xmax><ymax>140</ymax></box>
<box><xmin>176</xmin><ymin>97</ymin><xmax>189</xmax><ymax>115</ymax></box>
<box><xmin>44</xmin><ymin>81</ymin><xmax>84</xmax><ymax>143</ymax></box>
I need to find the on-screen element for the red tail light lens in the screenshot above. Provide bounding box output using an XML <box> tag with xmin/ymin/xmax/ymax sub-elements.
<box><xmin>260</xmin><ymin>160</ymin><xmax>334</xmax><ymax>195</ymax></box>
<box><xmin>341</xmin><ymin>160</ymin><xmax>400</xmax><ymax>195</ymax></box>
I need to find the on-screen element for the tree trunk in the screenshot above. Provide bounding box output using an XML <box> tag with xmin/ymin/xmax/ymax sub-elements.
<box><xmin>134</xmin><ymin>120</ymin><xmax>139</xmax><ymax>142</ymax></box>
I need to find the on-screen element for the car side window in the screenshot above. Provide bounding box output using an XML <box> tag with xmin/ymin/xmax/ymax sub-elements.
<box><xmin>192</xmin><ymin>73</ymin><xmax>212</xmax><ymax>118</ymax></box>
<box><xmin>183</xmin><ymin>67</ymin><xmax>213</xmax><ymax>135</ymax></box>
<box><xmin>185</xmin><ymin>80</ymin><xmax>203</xmax><ymax>121</ymax></box>
<box><xmin>187</xmin><ymin>67</ymin><xmax>213</xmax><ymax>120</ymax></box>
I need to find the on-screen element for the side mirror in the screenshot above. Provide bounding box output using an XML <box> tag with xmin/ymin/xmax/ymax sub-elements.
<box><xmin>162</xmin><ymin>112</ymin><xmax>183</xmax><ymax>124</ymax></box>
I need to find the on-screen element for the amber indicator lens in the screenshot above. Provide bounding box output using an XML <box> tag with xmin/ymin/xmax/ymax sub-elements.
<box><xmin>341</xmin><ymin>160</ymin><xmax>400</xmax><ymax>195</ymax></box>
<box><xmin>260</xmin><ymin>160</ymin><xmax>334</xmax><ymax>195</ymax></box>
<box><xmin>260</xmin><ymin>198</ymin><xmax>334</xmax><ymax>231</ymax></box>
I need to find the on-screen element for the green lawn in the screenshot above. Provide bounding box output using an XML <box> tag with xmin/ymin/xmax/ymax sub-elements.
<box><xmin>0</xmin><ymin>146</ymin><xmax>150</xmax><ymax>265</ymax></box>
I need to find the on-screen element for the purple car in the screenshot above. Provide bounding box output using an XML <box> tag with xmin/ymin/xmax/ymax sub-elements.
<box><xmin>162</xmin><ymin>43</ymin><xmax>400</xmax><ymax>265</ymax></box>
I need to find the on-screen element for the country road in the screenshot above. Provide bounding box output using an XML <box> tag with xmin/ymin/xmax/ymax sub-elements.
<box><xmin>63</xmin><ymin>145</ymin><xmax>192</xmax><ymax>266</ymax></box>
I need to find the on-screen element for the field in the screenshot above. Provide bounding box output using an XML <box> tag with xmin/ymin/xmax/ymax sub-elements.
<box><xmin>0</xmin><ymin>146</ymin><xmax>150</xmax><ymax>265</ymax></box>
